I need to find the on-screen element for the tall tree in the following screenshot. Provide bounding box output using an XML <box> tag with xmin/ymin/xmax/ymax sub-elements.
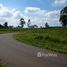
<box><xmin>45</xmin><ymin>22</ymin><xmax>49</xmax><ymax>28</ymax></box>
<box><xmin>60</xmin><ymin>6</ymin><xmax>67</xmax><ymax>27</ymax></box>
<box><xmin>0</xmin><ymin>24</ymin><xmax>3</xmax><ymax>28</ymax></box>
<box><xmin>3</xmin><ymin>22</ymin><xmax>8</xmax><ymax>28</ymax></box>
<box><xmin>20</xmin><ymin>18</ymin><xmax>25</xmax><ymax>28</ymax></box>
<box><xmin>27</xmin><ymin>19</ymin><xmax>31</xmax><ymax>28</ymax></box>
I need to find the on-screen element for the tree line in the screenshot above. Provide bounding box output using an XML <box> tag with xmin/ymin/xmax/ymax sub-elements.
<box><xmin>0</xmin><ymin>22</ymin><xmax>8</xmax><ymax>28</ymax></box>
<box><xmin>0</xmin><ymin>6</ymin><xmax>67</xmax><ymax>29</ymax></box>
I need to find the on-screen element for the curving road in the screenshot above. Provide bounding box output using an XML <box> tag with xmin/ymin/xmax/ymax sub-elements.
<box><xmin>0</xmin><ymin>33</ymin><xmax>67</xmax><ymax>67</ymax></box>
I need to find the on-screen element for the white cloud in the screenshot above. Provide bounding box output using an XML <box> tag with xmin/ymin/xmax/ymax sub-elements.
<box><xmin>52</xmin><ymin>0</ymin><xmax>67</xmax><ymax>6</ymax></box>
<box><xmin>0</xmin><ymin>4</ymin><xmax>25</xmax><ymax>27</ymax></box>
<box><xmin>43</xmin><ymin>10</ymin><xmax>60</xmax><ymax>18</ymax></box>
<box><xmin>24</xmin><ymin>7</ymin><xmax>47</xmax><ymax>16</ymax></box>
<box><xmin>25</xmin><ymin>7</ymin><xmax>41</xmax><ymax>13</ymax></box>
<box><xmin>24</xmin><ymin>7</ymin><xmax>61</xmax><ymax>27</ymax></box>
<box><xmin>0</xmin><ymin>4</ymin><xmax>61</xmax><ymax>27</ymax></box>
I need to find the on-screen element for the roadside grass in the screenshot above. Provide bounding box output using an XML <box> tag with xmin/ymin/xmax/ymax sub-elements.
<box><xmin>0</xmin><ymin>28</ymin><xmax>28</xmax><ymax>34</ymax></box>
<box><xmin>14</xmin><ymin>28</ymin><xmax>67</xmax><ymax>54</ymax></box>
<box><xmin>0</xmin><ymin>64</ymin><xmax>5</xmax><ymax>67</ymax></box>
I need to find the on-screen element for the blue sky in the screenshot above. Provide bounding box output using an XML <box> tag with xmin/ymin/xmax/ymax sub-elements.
<box><xmin>0</xmin><ymin>0</ymin><xmax>67</xmax><ymax>27</ymax></box>
<box><xmin>0</xmin><ymin>0</ymin><xmax>65</xmax><ymax>10</ymax></box>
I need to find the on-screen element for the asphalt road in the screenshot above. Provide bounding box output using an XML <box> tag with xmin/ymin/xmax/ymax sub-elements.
<box><xmin>0</xmin><ymin>33</ymin><xmax>67</xmax><ymax>67</ymax></box>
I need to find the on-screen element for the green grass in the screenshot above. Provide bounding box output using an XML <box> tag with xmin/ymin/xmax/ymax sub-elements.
<box><xmin>14</xmin><ymin>28</ymin><xmax>67</xmax><ymax>54</ymax></box>
<box><xmin>0</xmin><ymin>28</ymin><xmax>28</xmax><ymax>34</ymax></box>
<box><xmin>0</xmin><ymin>64</ymin><xmax>5</xmax><ymax>67</ymax></box>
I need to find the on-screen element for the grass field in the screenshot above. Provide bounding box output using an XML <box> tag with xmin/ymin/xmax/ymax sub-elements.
<box><xmin>0</xmin><ymin>28</ymin><xmax>28</xmax><ymax>34</ymax></box>
<box><xmin>14</xmin><ymin>27</ymin><xmax>67</xmax><ymax>53</ymax></box>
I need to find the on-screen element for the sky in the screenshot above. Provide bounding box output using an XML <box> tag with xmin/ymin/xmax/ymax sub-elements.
<box><xmin>0</xmin><ymin>0</ymin><xmax>67</xmax><ymax>27</ymax></box>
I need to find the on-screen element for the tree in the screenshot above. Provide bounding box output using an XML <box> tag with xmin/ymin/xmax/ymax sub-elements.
<box><xmin>27</xmin><ymin>19</ymin><xmax>31</xmax><ymax>28</ymax></box>
<box><xmin>3</xmin><ymin>22</ymin><xmax>8</xmax><ymax>28</ymax></box>
<box><xmin>0</xmin><ymin>24</ymin><xmax>3</xmax><ymax>28</ymax></box>
<box><xmin>40</xmin><ymin>26</ymin><xmax>43</xmax><ymax>29</ymax></box>
<box><xmin>45</xmin><ymin>22</ymin><xmax>49</xmax><ymax>28</ymax></box>
<box><xmin>20</xmin><ymin>18</ymin><xmax>25</xmax><ymax>28</ymax></box>
<box><xmin>33</xmin><ymin>25</ymin><xmax>38</xmax><ymax>28</ymax></box>
<box><xmin>9</xmin><ymin>26</ymin><xmax>14</xmax><ymax>29</ymax></box>
<box><xmin>28</xmin><ymin>24</ymin><xmax>38</xmax><ymax>28</ymax></box>
<box><xmin>60</xmin><ymin>6</ymin><xmax>67</xmax><ymax>27</ymax></box>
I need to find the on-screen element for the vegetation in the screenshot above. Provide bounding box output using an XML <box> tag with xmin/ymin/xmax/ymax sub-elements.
<box><xmin>27</xmin><ymin>19</ymin><xmax>31</xmax><ymax>28</ymax></box>
<box><xmin>0</xmin><ymin>6</ymin><xmax>67</xmax><ymax>54</ymax></box>
<box><xmin>0</xmin><ymin>64</ymin><xmax>5</xmax><ymax>67</ymax></box>
<box><xmin>3</xmin><ymin>22</ymin><xmax>8</xmax><ymax>28</ymax></box>
<box><xmin>20</xmin><ymin>18</ymin><xmax>25</xmax><ymax>28</ymax></box>
<box><xmin>0</xmin><ymin>28</ymin><xmax>28</xmax><ymax>34</ymax></box>
<box><xmin>45</xmin><ymin>22</ymin><xmax>49</xmax><ymax>28</ymax></box>
<box><xmin>14</xmin><ymin>28</ymin><xmax>67</xmax><ymax>53</ymax></box>
<box><xmin>27</xmin><ymin>19</ymin><xmax>38</xmax><ymax>28</ymax></box>
<box><xmin>60</xmin><ymin>6</ymin><xmax>67</xmax><ymax>27</ymax></box>
<box><xmin>0</xmin><ymin>22</ymin><xmax>8</xmax><ymax>29</ymax></box>
<box><xmin>0</xmin><ymin>59</ymin><xmax>6</xmax><ymax>67</ymax></box>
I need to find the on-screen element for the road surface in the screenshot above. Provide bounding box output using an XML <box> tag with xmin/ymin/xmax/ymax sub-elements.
<box><xmin>0</xmin><ymin>33</ymin><xmax>67</xmax><ymax>67</ymax></box>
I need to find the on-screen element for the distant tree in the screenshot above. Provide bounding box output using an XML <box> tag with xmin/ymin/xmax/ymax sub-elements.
<box><xmin>28</xmin><ymin>24</ymin><xmax>38</xmax><ymax>28</ymax></box>
<box><xmin>0</xmin><ymin>24</ymin><xmax>3</xmax><ymax>28</ymax></box>
<box><xmin>27</xmin><ymin>19</ymin><xmax>31</xmax><ymax>28</ymax></box>
<box><xmin>3</xmin><ymin>22</ymin><xmax>8</xmax><ymax>28</ymax></box>
<box><xmin>16</xmin><ymin>25</ymin><xmax>20</xmax><ymax>29</ymax></box>
<box><xmin>40</xmin><ymin>26</ymin><xmax>43</xmax><ymax>28</ymax></box>
<box><xmin>60</xmin><ymin>6</ymin><xmax>67</xmax><ymax>27</ymax></box>
<box><xmin>33</xmin><ymin>25</ymin><xmax>38</xmax><ymax>28</ymax></box>
<box><xmin>29</xmin><ymin>25</ymin><xmax>34</xmax><ymax>28</ymax></box>
<box><xmin>45</xmin><ymin>22</ymin><xmax>49</xmax><ymax>28</ymax></box>
<box><xmin>17</xmin><ymin>25</ymin><xmax>20</xmax><ymax>28</ymax></box>
<box><xmin>20</xmin><ymin>18</ymin><xmax>25</xmax><ymax>28</ymax></box>
<box><xmin>9</xmin><ymin>26</ymin><xmax>14</xmax><ymax>29</ymax></box>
